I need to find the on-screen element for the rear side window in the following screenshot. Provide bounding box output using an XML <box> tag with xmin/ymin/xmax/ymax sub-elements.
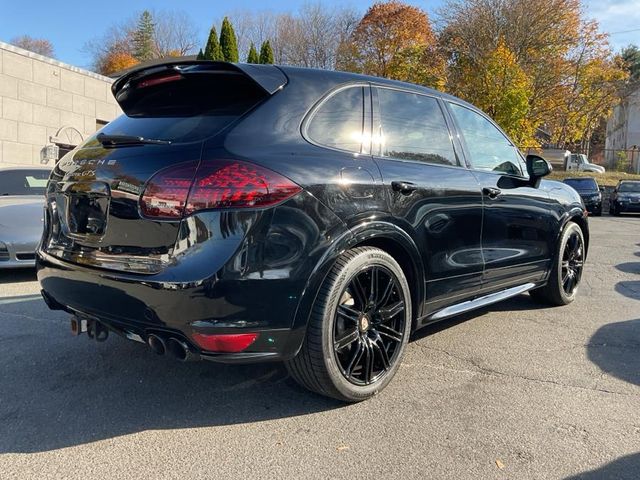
<box><xmin>306</xmin><ymin>86</ymin><xmax>365</xmax><ymax>153</ymax></box>
<box><xmin>376</xmin><ymin>88</ymin><xmax>457</xmax><ymax>166</ymax></box>
<box><xmin>93</xmin><ymin>71</ymin><xmax>267</xmax><ymax>144</ymax></box>
<box><xmin>0</xmin><ymin>169</ymin><xmax>50</xmax><ymax>196</ymax></box>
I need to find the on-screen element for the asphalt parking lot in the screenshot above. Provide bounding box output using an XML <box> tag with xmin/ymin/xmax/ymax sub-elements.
<box><xmin>1</xmin><ymin>216</ymin><xmax>639</xmax><ymax>480</ymax></box>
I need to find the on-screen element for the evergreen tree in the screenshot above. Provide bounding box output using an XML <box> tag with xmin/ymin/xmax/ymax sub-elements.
<box><xmin>197</xmin><ymin>48</ymin><xmax>204</xmax><ymax>60</ymax></box>
<box><xmin>203</xmin><ymin>26</ymin><xmax>223</xmax><ymax>61</ymax></box>
<box><xmin>246</xmin><ymin>43</ymin><xmax>259</xmax><ymax>63</ymax></box>
<box><xmin>219</xmin><ymin>17</ymin><xmax>239</xmax><ymax>62</ymax></box>
<box><xmin>133</xmin><ymin>10</ymin><xmax>155</xmax><ymax>62</ymax></box>
<box><xmin>259</xmin><ymin>40</ymin><xmax>274</xmax><ymax>64</ymax></box>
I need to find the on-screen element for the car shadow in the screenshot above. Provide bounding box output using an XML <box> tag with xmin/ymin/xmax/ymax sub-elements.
<box><xmin>0</xmin><ymin>268</ymin><xmax>37</xmax><ymax>284</ymax></box>
<box><xmin>568</xmin><ymin>320</ymin><xmax>640</xmax><ymax>480</ymax></box>
<box><xmin>563</xmin><ymin>452</ymin><xmax>640</xmax><ymax>480</ymax></box>
<box><xmin>0</xmin><ymin>298</ymin><xmax>342</xmax><ymax>454</ymax></box>
<box><xmin>615</xmin><ymin>262</ymin><xmax>640</xmax><ymax>275</ymax></box>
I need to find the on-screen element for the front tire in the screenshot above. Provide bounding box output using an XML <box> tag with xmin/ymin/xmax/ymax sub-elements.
<box><xmin>530</xmin><ymin>222</ymin><xmax>585</xmax><ymax>306</ymax></box>
<box><xmin>286</xmin><ymin>247</ymin><xmax>412</xmax><ymax>402</ymax></box>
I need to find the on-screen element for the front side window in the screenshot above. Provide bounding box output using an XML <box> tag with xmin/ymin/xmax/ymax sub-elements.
<box><xmin>306</xmin><ymin>86</ymin><xmax>365</xmax><ymax>153</ymax></box>
<box><xmin>377</xmin><ymin>88</ymin><xmax>457</xmax><ymax>166</ymax></box>
<box><xmin>449</xmin><ymin>103</ymin><xmax>523</xmax><ymax>176</ymax></box>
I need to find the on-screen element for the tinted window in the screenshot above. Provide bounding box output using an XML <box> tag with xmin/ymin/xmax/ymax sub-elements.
<box><xmin>449</xmin><ymin>103</ymin><xmax>523</xmax><ymax>175</ymax></box>
<box><xmin>307</xmin><ymin>86</ymin><xmax>364</xmax><ymax>153</ymax></box>
<box><xmin>90</xmin><ymin>71</ymin><xmax>267</xmax><ymax>144</ymax></box>
<box><xmin>377</xmin><ymin>89</ymin><xmax>457</xmax><ymax>166</ymax></box>
<box><xmin>564</xmin><ymin>178</ymin><xmax>598</xmax><ymax>191</ymax></box>
<box><xmin>0</xmin><ymin>169</ymin><xmax>50</xmax><ymax>196</ymax></box>
<box><xmin>619</xmin><ymin>182</ymin><xmax>640</xmax><ymax>193</ymax></box>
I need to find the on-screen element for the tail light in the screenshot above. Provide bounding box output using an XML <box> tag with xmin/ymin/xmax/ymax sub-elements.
<box><xmin>192</xmin><ymin>333</ymin><xmax>259</xmax><ymax>353</ymax></box>
<box><xmin>140</xmin><ymin>159</ymin><xmax>301</xmax><ymax>220</ymax></box>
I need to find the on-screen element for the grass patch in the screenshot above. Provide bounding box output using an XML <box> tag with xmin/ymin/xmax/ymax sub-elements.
<box><xmin>548</xmin><ymin>170</ymin><xmax>640</xmax><ymax>188</ymax></box>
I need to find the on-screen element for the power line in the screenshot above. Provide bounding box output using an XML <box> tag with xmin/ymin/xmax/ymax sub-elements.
<box><xmin>609</xmin><ymin>28</ymin><xmax>640</xmax><ymax>35</ymax></box>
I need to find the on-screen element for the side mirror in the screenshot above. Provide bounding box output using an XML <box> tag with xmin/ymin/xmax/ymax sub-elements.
<box><xmin>526</xmin><ymin>154</ymin><xmax>552</xmax><ymax>187</ymax></box>
<box><xmin>599</xmin><ymin>186</ymin><xmax>605</xmax><ymax>193</ymax></box>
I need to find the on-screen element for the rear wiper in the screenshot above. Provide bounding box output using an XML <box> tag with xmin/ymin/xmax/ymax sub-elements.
<box><xmin>96</xmin><ymin>133</ymin><xmax>172</xmax><ymax>147</ymax></box>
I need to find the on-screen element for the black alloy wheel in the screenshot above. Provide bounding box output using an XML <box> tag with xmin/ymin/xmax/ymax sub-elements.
<box><xmin>561</xmin><ymin>230</ymin><xmax>584</xmax><ymax>296</ymax></box>
<box><xmin>333</xmin><ymin>265</ymin><xmax>406</xmax><ymax>386</ymax></box>
<box><xmin>286</xmin><ymin>247</ymin><xmax>412</xmax><ymax>402</ymax></box>
<box><xmin>530</xmin><ymin>222</ymin><xmax>585</xmax><ymax>306</ymax></box>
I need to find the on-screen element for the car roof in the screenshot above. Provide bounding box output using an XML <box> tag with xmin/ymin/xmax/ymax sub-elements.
<box><xmin>619</xmin><ymin>180</ymin><xmax>640</xmax><ymax>184</ymax></box>
<box><xmin>276</xmin><ymin>64</ymin><xmax>476</xmax><ymax>108</ymax></box>
<box><xmin>564</xmin><ymin>177</ymin><xmax>597</xmax><ymax>181</ymax></box>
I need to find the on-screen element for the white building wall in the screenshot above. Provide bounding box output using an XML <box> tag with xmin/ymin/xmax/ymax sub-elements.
<box><xmin>0</xmin><ymin>41</ymin><xmax>122</xmax><ymax>167</ymax></box>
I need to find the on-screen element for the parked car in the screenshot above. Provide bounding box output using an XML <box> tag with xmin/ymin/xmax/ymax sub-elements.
<box><xmin>562</xmin><ymin>177</ymin><xmax>603</xmax><ymax>216</ymax></box>
<box><xmin>0</xmin><ymin>167</ymin><xmax>50</xmax><ymax>268</ymax></box>
<box><xmin>38</xmin><ymin>61</ymin><xmax>589</xmax><ymax>402</ymax></box>
<box><xmin>610</xmin><ymin>180</ymin><xmax>640</xmax><ymax>215</ymax></box>
<box><xmin>564</xmin><ymin>152</ymin><xmax>605</xmax><ymax>174</ymax></box>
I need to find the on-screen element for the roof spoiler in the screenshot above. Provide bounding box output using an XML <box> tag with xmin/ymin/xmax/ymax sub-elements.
<box><xmin>111</xmin><ymin>61</ymin><xmax>288</xmax><ymax>106</ymax></box>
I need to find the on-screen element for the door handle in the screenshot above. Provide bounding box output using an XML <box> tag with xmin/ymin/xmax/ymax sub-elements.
<box><xmin>391</xmin><ymin>181</ymin><xmax>418</xmax><ymax>195</ymax></box>
<box><xmin>482</xmin><ymin>187</ymin><xmax>502</xmax><ymax>199</ymax></box>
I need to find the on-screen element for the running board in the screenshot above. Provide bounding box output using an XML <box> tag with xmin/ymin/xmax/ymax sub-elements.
<box><xmin>428</xmin><ymin>283</ymin><xmax>537</xmax><ymax>321</ymax></box>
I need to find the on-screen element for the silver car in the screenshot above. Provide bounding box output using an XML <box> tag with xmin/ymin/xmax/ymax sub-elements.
<box><xmin>0</xmin><ymin>166</ymin><xmax>50</xmax><ymax>268</ymax></box>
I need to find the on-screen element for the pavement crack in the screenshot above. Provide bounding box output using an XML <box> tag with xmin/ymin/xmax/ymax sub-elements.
<box><xmin>415</xmin><ymin>343</ymin><xmax>639</xmax><ymax>397</ymax></box>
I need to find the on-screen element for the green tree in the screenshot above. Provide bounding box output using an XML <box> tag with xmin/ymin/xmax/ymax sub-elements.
<box><xmin>203</xmin><ymin>26</ymin><xmax>223</xmax><ymax>61</ymax></box>
<box><xmin>133</xmin><ymin>10</ymin><xmax>155</xmax><ymax>62</ymax></box>
<box><xmin>196</xmin><ymin>48</ymin><xmax>204</xmax><ymax>60</ymax></box>
<box><xmin>219</xmin><ymin>17</ymin><xmax>239</xmax><ymax>62</ymax></box>
<box><xmin>621</xmin><ymin>44</ymin><xmax>640</xmax><ymax>82</ymax></box>
<box><xmin>259</xmin><ymin>40</ymin><xmax>274</xmax><ymax>64</ymax></box>
<box><xmin>246</xmin><ymin>43</ymin><xmax>259</xmax><ymax>63</ymax></box>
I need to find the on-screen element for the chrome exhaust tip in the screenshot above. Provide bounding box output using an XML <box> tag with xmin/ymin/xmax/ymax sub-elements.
<box><xmin>147</xmin><ymin>334</ymin><xmax>166</xmax><ymax>355</ymax></box>
<box><xmin>166</xmin><ymin>337</ymin><xmax>199</xmax><ymax>362</ymax></box>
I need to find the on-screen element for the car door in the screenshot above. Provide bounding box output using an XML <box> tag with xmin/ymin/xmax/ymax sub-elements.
<box><xmin>445</xmin><ymin>101</ymin><xmax>555</xmax><ymax>290</ymax></box>
<box><xmin>371</xmin><ymin>86</ymin><xmax>484</xmax><ymax>317</ymax></box>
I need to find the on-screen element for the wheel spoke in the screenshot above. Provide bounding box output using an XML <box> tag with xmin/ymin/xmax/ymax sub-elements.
<box><xmin>337</xmin><ymin>304</ymin><xmax>360</xmax><ymax>323</ymax></box>
<box><xmin>345</xmin><ymin>340</ymin><xmax>364</xmax><ymax>378</ymax></box>
<box><xmin>363</xmin><ymin>340</ymin><xmax>374</xmax><ymax>384</ymax></box>
<box><xmin>378</xmin><ymin>301</ymin><xmax>405</xmax><ymax>323</ymax></box>
<box><xmin>377</xmin><ymin>275</ymin><xmax>395</xmax><ymax>309</ymax></box>
<box><xmin>372</xmin><ymin>336</ymin><xmax>390</xmax><ymax>370</ymax></box>
<box><xmin>369</xmin><ymin>267</ymin><xmax>379</xmax><ymax>305</ymax></box>
<box><xmin>377</xmin><ymin>324</ymin><xmax>403</xmax><ymax>343</ymax></box>
<box><xmin>351</xmin><ymin>275</ymin><xmax>368</xmax><ymax>309</ymax></box>
<box><xmin>334</xmin><ymin>327</ymin><xmax>359</xmax><ymax>350</ymax></box>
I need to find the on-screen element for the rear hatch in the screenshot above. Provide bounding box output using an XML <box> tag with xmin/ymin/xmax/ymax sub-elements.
<box><xmin>41</xmin><ymin>62</ymin><xmax>287</xmax><ymax>273</ymax></box>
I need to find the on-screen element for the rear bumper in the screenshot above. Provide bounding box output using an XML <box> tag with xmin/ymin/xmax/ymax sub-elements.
<box><xmin>37</xmin><ymin>250</ymin><xmax>304</xmax><ymax>362</ymax></box>
<box><xmin>37</xmin><ymin>193</ymin><xmax>347</xmax><ymax>363</ymax></box>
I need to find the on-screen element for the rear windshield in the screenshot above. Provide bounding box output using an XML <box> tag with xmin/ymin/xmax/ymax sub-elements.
<box><xmin>96</xmin><ymin>70</ymin><xmax>267</xmax><ymax>144</ymax></box>
<box><xmin>564</xmin><ymin>178</ymin><xmax>597</xmax><ymax>191</ymax></box>
<box><xmin>0</xmin><ymin>169</ymin><xmax>50</xmax><ymax>196</ymax></box>
<box><xmin>619</xmin><ymin>182</ymin><xmax>640</xmax><ymax>193</ymax></box>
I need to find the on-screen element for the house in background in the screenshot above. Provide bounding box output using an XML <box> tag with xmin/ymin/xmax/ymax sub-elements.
<box><xmin>606</xmin><ymin>87</ymin><xmax>640</xmax><ymax>171</ymax></box>
<box><xmin>0</xmin><ymin>41</ymin><xmax>121</xmax><ymax>168</ymax></box>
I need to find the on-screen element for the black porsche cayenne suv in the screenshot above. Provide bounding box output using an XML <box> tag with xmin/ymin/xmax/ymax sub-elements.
<box><xmin>38</xmin><ymin>61</ymin><xmax>588</xmax><ymax>402</ymax></box>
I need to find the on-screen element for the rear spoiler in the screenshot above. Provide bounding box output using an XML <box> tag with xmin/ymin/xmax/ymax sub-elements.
<box><xmin>111</xmin><ymin>61</ymin><xmax>288</xmax><ymax>107</ymax></box>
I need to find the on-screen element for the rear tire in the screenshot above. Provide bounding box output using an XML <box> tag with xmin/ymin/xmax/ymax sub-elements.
<box><xmin>286</xmin><ymin>247</ymin><xmax>412</xmax><ymax>402</ymax></box>
<box><xmin>530</xmin><ymin>222</ymin><xmax>584</xmax><ymax>306</ymax></box>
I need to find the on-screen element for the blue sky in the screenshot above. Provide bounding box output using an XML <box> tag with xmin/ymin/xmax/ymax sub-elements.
<box><xmin>0</xmin><ymin>0</ymin><xmax>638</xmax><ymax>69</ymax></box>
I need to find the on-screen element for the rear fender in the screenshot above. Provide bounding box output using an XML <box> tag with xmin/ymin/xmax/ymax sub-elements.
<box><xmin>282</xmin><ymin>220</ymin><xmax>424</xmax><ymax>359</ymax></box>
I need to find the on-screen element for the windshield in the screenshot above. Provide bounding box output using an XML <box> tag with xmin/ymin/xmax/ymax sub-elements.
<box><xmin>0</xmin><ymin>169</ymin><xmax>50</xmax><ymax>196</ymax></box>
<box><xmin>564</xmin><ymin>178</ymin><xmax>598</xmax><ymax>191</ymax></box>
<box><xmin>619</xmin><ymin>182</ymin><xmax>640</xmax><ymax>193</ymax></box>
